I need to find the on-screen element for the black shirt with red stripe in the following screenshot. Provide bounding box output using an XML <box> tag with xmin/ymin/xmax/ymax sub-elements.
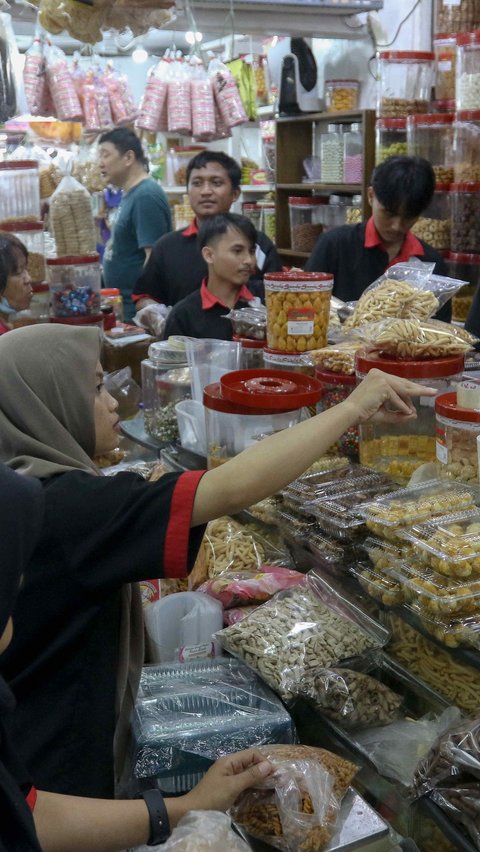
<box><xmin>163</xmin><ymin>279</ymin><xmax>263</xmax><ymax>340</ymax></box>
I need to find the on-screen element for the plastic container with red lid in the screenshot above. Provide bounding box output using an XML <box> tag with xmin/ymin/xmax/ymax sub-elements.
<box><xmin>0</xmin><ymin>219</ymin><xmax>46</xmax><ymax>282</ymax></box>
<box><xmin>456</xmin><ymin>30</ymin><xmax>480</xmax><ymax>111</ymax></box>
<box><xmin>377</xmin><ymin>51</ymin><xmax>434</xmax><ymax>118</ymax></box>
<box><xmin>407</xmin><ymin>113</ymin><xmax>454</xmax><ymax>185</ymax></box>
<box><xmin>450</xmin><ymin>183</ymin><xmax>480</xmax><ymax>253</ymax></box>
<box><xmin>233</xmin><ymin>336</ymin><xmax>265</xmax><ymax>370</ymax></box>
<box><xmin>100</xmin><ymin>287</ymin><xmax>124</xmax><ymax>323</ymax></box>
<box><xmin>0</xmin><ymin>160</ymin><xmax>40</xmax><ymax>222</ymax></box>
<box><xmin>453</xmin><ymin>110</ymin><xmax>480</xmax><ymax>182</ymax></box>
<box><xmin>315</xmin><ymin>366</ymin><xmax>358</xmax><ymax>457</ymax></box>
<box><xmin>325</xmin><ymin>79</ymin><xmax>359</xmax><ymax>113</ymax></box>
<box><xmin>203</xmin><ymin>369</ymin><xmax>320</xmax><ymax>468</ymax></box>
<box><xmin>433</xmin><ymin>33</ymin><xmax>457</xmax><ymax>107</ymax></box>
<box><xmin>356</xmin><ymin>352</ymin><xmax>465</xmax><ymax>483</ymax></box>
<box><xmin>47</xmin><ymin>254</ymin><xmax>101</xmax><ymax>318</ymax></box>
<box><xmin>411</xmin><ymin>184</ymin><xmax>452</xmax><ymax>250</ymax></box>
<box><xmin>264</xmin><ymin>271</ymin><xmax>332</xmax><ymax>354</ymax></box>
<box><xmin>288</xmin><ymin>197</ymin><xmax>326</xmax><ymax>254</ymax></box>
<box><xmin>436</xmin><ymin>390</ymin><xmax>480</xmax><ymax>484</ymax></box>
<box><xmin>375</xmin><ymin>117</ymin><xmax>407</xmax><ymax>163</ymax></box>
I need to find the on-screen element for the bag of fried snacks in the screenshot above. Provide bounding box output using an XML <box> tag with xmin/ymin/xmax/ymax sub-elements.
<box><xmin>302</xmin><ymin>341</ymin><xmax>365</xmax><ymax>374</ymax></box>
<box><xmin>351</xmin><ymin>317</ymin><xmax>476</xmax><ymax>359</ymax></box>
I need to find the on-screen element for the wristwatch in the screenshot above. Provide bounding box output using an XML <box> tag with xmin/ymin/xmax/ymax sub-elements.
<box><xmin>142</xmin><ymin>789</ymin><xmax>171</xmax><ymax>846</ymax></box>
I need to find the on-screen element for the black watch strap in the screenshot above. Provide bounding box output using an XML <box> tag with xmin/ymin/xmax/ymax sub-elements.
<box><xmin>142</xmin><ymin>789</ymin><xmax>171</xmax><ymax>846</ymax></box>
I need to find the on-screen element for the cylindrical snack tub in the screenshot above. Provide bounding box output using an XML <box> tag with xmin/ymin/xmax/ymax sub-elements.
<box><xmin>377</xmin><ymin>51</ymin><xmax>434</xmax><ymax>117</ymax></box>
<box><xmin>436</xmin><ymin>391</ymin><xmax>480</xmax><ymax>484</ymax></box>
<box><xmin>264</xmin><ymin>271</ymin><xmax>332</xmax><ymax>354</ymax></box>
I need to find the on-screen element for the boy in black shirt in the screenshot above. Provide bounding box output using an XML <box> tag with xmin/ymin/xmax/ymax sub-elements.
<box><xmin>163</xmin><ymin>213</ymin><xmax>261</xmax><ymax>340</ymax></box>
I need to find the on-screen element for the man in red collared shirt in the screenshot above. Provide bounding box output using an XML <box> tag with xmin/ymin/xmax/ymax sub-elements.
<box><xmin>306</xmin><ymin>156</ymin><xmax>451</xmax><ymax>321</ymax></box>
<box><xmin>162</xmin><ymin>213</ymin><xmax>261</xmax><ymax>340</ymax></box>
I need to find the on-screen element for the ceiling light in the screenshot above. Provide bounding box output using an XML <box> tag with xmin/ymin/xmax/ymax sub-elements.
<box><xmin>132</xmin><ymin>44</ymin><xmax>149</xmax><ymax>63</ymax></box>
<box><xmin>185</xmin><ymin>31</ymin><xmax>203</xmax><ymax>45</ymax></box>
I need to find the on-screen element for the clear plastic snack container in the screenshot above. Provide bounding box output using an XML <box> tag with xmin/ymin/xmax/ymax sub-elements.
<box><xmin>325</xmin><ymin>79</ymin><xmax>359</xmax><ymax>112</ymax></box>
<box><xmin>456</xmin><ymin>30</ymin><xmax>480</xmax><ymax>111</ymax></box>
<box><xmin>433</xmin><ymin>33</ymin><xmax>457</xmax><ymax>110</ymax></box>
<box><xmin>406</xmin><ymin>114</ymin><xmax>454</xmax><ymax>185</ymax></box>
<box><xmin>399</xmin><ymin>507</ymin><xmax>480</xmax><ymax>577</ymax></box>
<box><xmin>0</xmin><ymin>160</ymin><xmax>40</xmax><ymax>221</ymax></box>
<box><xmin>436</xmin><ymin>391</ymin><xmax>480</xmax><ymax>484</ymax></box>
<box><xmin>375</xmin><ymin>118</ymin><xmax>407</xmax><ymax>164</ymax></box>
<box><xmin>360</xmin><ymin>536</ymin><xmax>412</xmax><ymax>572</ymax></box>
<box><xmin>288</xmin><ymin>196</ymin><xmax>325</xmax><ymax>254</ymax></box>
<box><xmin>47</xmin><ymin>254</ymin><xmax>101</xmax><ymax>317</ymax></box>
<box><xmin>453</xmin><ymin>110</ymin><xmax>480</xmax><ymax>182</ymax></box>
<box><xmin>350</xmin><ymin>562</ymin><xmax>405</xmax><ymax>607</ymax></box>
<box><xmin>377</xmin><ymin>51</ymin><xmax>434</xmax><ymax>117</ymax></box>
<box><xmin>410</xmin><ymin>184</ymin><xmax>451</xmax><ymax>251</ymax></box>
<box><xmin>280</xmin><ymin>465</ymin><xmax>380</xmax><ymax>508</ymax></box>
<box><xmin>305</xmin><ymin>484</ymin><xmax>394</xmax><ymax>543</ymax></box>
<box><xmin>386</xmin><ymin>558</ymin><xmax>480</xmax><ymax>616</ymax></box>
<box><xmin>233</xmin><ymin>336</ymin><xmax>265</xmax><ymax>370</ymax></box>
<box><xmin>141</xmin><ymin>341</ymin><xmax>191</xmax><ymax>443</ymax></box>
<box><xmin>406</xmin><ymin>602</ymin><xmax>480</xmax><ymax>650</ymax></box>
<box><xmin>264</xmin><ymin>271</ymin><xmax>332</xmax><ymax>354</ymax></box>
<box><xmin>263</xmin><ymin>348</ymin><xmax>315</xmax><ymax>376</ymax></box>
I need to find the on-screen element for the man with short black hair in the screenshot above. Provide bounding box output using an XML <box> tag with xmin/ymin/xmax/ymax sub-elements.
<box><xmin>132</xmin><ymin>151</ymin><xmax>281</xmax><ymax>325</ymax></box>
<box><xmin>99</xmin><ymin>128</ymin><xmax>171</xmax><ymax>320</ymax></box>
<box><xmin>306</xmin><ymin>156</ymin><xmax>450</xmax><ymax>319</ymax></box>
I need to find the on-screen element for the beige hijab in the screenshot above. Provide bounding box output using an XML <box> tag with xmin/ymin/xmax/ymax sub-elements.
<box><xmin>0</xmin><ymin>323</ymin><xmax>144</xmax><ymax>787</ymax></box>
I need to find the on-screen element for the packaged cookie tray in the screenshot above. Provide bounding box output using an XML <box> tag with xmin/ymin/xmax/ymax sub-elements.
<box><xmin>281</xmin><ymin>473</ymin><xmax>392</xmax><ymax>516</ymax></box>
<box><xmin>360</xmin><ymin>535</ymin><xmax>412</xmax><ymax>571</ymax></box>
<box><xmin>386</xmin><ymin>560</ymin><xmax>480</xmax><ymax>617</ymax></box>
<box><xmin>275</xmin><ymin>507</ymin><xmax>318</xmax><ymax>541</ymax></box>
<box><xmin>399</xmin><ymin>508</ymin><xmax>480</xmax><ymax>578</ymax></box>
<box><xmin>406</xmin><ymin>602</ymin><xmax>480</xmax><ymax>652</ymax></box>
<box><xmin>281</xmin><ymin>464</ymin><xmax>381</xmax><ymax>503</ymax></box>
<box><xmin>139</xmin><ymin>656</ymin><xmax>268</xmax><ymax>698</ymax></box>
<box><xmin>357</xmin><ymin>478</ymin><xmax>479</xmax><ymax>529</ymax></box>
<box><xmin>305</xmin><ymin>483</ymin><xmax>397</xmax><ymax>540</ymax></box>
<box><xmin>351</xmin><ymin>562</ymin><xmax>405</xmax><ymax>607</ymax></box>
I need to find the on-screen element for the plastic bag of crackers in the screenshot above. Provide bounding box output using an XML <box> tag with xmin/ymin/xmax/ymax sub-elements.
<box><xmin>230</xmin><ymin>744</ymin><xmax>357</xmax><ymax>851</ymax></box>
<box><xmin>350</xmin><ymin>318</ymin><xmax>477</xmax><ymax>359</ymax></box>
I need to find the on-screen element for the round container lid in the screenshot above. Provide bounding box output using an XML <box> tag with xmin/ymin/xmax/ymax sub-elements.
<box><xmin>101</xmin><ymin>287</ymin><xmax>121</xmax><ymax>296</ymax></box>
<box><xmin>0</xmin><ymin>220</ymin><xmax>43</xmax><ymax>232</ymax></box>
<box><xmin>375</xmin><ymin>118</ymin><xmax>407</xmax><ymax>129</ymax></box>
<box><xmin>377</xmin><ymin>50</ymin><xmax>434</xmax><ymax>61</ymax></box>
<box><xmin>436</xmin><ymin>391</ymin><xmax>480</xmax><ymax>422</ymax></box>
<box><xmin>407</xmin><ymin>113</ymin><xmax>454</xmax><ymax>125</ymax></box>
<box><xmin>203</xmin><ymin>381</ymin><xmax>302</xmax><ymax>415</ymax></box>
<box><xmin>220</xmin><ymin>368</ymin><xmax>322</xmax><ymax>409</ymax></box>
<box><xmin>148</xmin><ymin>339</ymin><xmax>188</xmax><ymax>365</ymax></box>
<box><xmin>233</xmin><ymin>335</ymin><xmax>265</xmax><ymax>349</ymax></box>
<box><xmin>448</xmin><ymin>251</ymin><xmax>480</xmax><ymax>264</ymax></box>
<box><xmin>457</xmin><ymin>30</ymin><xmax>480</xmax><ymax>46</ymax></box>
<box><xmin>264</xmin><ymin>271</ymin><xmax>333</xmax><ymax>292</ymax></box>
<box><xmin>450</xmin><ymin>182</ymin><xmax>480</xmax><ymax>192</ymax></box>
<box><xmin>433</xmin><ymin>100</ymin><xmax>457</xmax><ymax>111</ymax></box>
<box><xmin>325</xmin><ymin>78</ymin><xmax>359</xmax><ymax>85</ymax></box>
<box><xmin>455</xmin><ymin>109</ymin><xmax>480</xmax><ymax>121</ymax></box>
<box><xmin>288</xmin><ymin>196</ymin><xmax>328</xmax><ymax>205</ymax></box>
<box><xmin>47</xmin><ymin>254</ymin><xmax>100</xmax><ymax>265</ymax></box>
<box><xmin>435</xmin><ymin>183</ymin><xmax>452</xmax><ymax>192</ymax></box>
<box><xmin>0</xmin><ymin>160</ymin><xmax>38</xmax><ymax>170</ymax></box>
<box><xmin>356</xmin><ymin>351</ymin><xmax>465</xmax><ymax>379</ymax></box>
<box><xmin>49</xmin><ymin>313</ymin><xmax>103</xmax><ymax>326</ymax></box>
<box><xmin>32</xmin><ymin>282</ymin><xmax>49</xmax><ymax>293</ymax></box>
<box><xmin>315</xmin><ymin>366</ymin><xmax>356</xmax><ymax>387</ymax></box>
<box><xmin>434</xmin><ymin>32</ymin><xmax>459</xmax><ymax>42</ymax></box>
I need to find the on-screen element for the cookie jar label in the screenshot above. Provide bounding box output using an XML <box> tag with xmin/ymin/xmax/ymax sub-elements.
<box><xmin>287</xmin><ymin>307</ymin><xmax>314</xmax><ymax>336</ymax></box>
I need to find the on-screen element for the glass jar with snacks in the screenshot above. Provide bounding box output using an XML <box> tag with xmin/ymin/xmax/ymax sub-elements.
<box><xmin>319</xmin><ymin>125</ymin><xmax>344</xmax><ymax>183</ymax></box>
<box><xmin>0</xmin><ymin>161</ymin><xmax>40</xmax><ymax>222</ymax></box>
<box><xmin>433</xmin><ymin>33</ymin><xmax>457</xmax><ymax>111</ymax></box>
<box><xmin>375</xmin><ymin>118</ymin><xmax>408</xmax><ymax>164</ymax></box>
<box><xmin>288</xmin><ymin>197</ymin><xmax>325</xmax><ymax>253</ymax></box>
<box><xmin>0</xmin><ymin>220</ymin><xmax>45</xmax><ymax>282</ymax></box>
<box><xmin>315</xmin><ymin>367</ymin><xmax>358</xmax><ymax>457</ymax></box>
<box><xmin>325</xmin><ymin>79</ymin><xmax>359</xmax><ymax>113</ymax></box>
<box><xmin>435</xmin><ymin>0</ymin><xmax>479</xmax><ymax>33</ymax></box>
<box><xmin>356</xmin><ymin>351</ymin><xmax>465</xmax><ymax>483</ymax></box>
<box><xmin>47</xmin><ymin>254</ymin><xmax>101</xmax><ymax>318</ymax></box>
<box><xmin>436</xmin><ymin>391</ymin><xmax>480</xmax><ymax>483</ymax></box>
<box><xmin>233</xmin><ymin>337</ymin><xmax>265</xmax><ymax>370</ymax></box>
<box><xmin>100</xmin><ymin>287</ymin><xmax>124</xmax><ymax>323</ymax></box>
<box><xmin>264</xmin><ymin>271</ymin><xmax>332</xmax><ymax>354</ymax></box>
<box><xmin>203</xmin><ymin>369</ymin><xmax>321</xmax><ymax>467</ymax></box>
<box><xmin>346</xmin><ymin>195</ymin><xmax>362</xmax><ymax>225</ymax></box>
<box><xmin>411</xmin><ymin>185</ymin><xmax>451</xmax><ymax>250</ymax></box>
<box><xmin>343</xmin><ymin>123</ymin><xmax>363</xmax><ymax>184</ymax></box>
<box><xmin>263</xmin><ymin>348</ymin><xmax>315</xmax><ymax>376</ymax></box>
<box><xmin>406</xmin><ymin>114</ymin><xmax>454</xmax><ymax>185</ymax></box>
<box><xmin>377</xmin><ymin>51</ymin><xmax>434</xmax><ymax>118</ymax></box>
<box><xmin>453</xmin><ymin>110</ymin><xmax>480</xmax><ymax>182</ymax></box>
<box><xmin>450</xmin><ymin>183</ymin><xmax>480</xmax><ymax>252</ymax></box>
<box><xmin>456</xmin><ymin>30</ymin><xmax>480</xmax><ymax>111</ymax></box>
<box><xmin>141</xmin><ymin>341</ymin><xmax>191</xmax><ymax>443</ymax></box>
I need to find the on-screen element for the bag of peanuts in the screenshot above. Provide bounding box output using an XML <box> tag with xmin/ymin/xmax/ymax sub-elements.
<box><xmin>343</xmin><ymin>262</ymin><xmax>467</xmax><ymax>330</ymax></box>
<box><xmin>351</xmin><ymin>317</ymin><xmax>477</xmax><ymax>359</ymax></box>
<box><xmin>197</xmin><ymin>563</ymin><xmax>304</xmax><ymax>609</ymax></box>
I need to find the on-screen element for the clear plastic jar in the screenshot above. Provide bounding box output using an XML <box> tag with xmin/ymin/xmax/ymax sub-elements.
<box><xmin>100</xmin><ymin>287</ymin><xmax>124</xmax><ymax>323</ymax></box>
<box><xmin>258</xmin><ymin>202</ymin><xmax>276</xmax><ymax>242</ymax></box>
<box><xmin>142</xmin><ymin>341</ymin><xmax>191</xmax><ymax>443</ymax></box>
<box><xmin>263</xmin><ymin>348</ymin><xmax>314</xmax><ymax>376</ymax></box>
<box><xmin>377</xmin><ymin>51</ymin><xmax>434</xmax><ymax>117</ymax></box>
<box><xmin>319</xmin><ymin>125</ymin><xmax>344</xmax><ymax>183</ymax></box>
<box><xmin>356</xmin><ymin>351</ymin><xmax>465</xmax><ymax>484</ymax></box>
<box><xmin>453</xmin><ymin>110</ymin><xmax>480</xmax><ymax>182</ymax></box>
<box><xmin>234</xmin><ymin>337</ymin><xmax>265</xmax><ymax>370</ymax></box>
<box><xmin>241</xmin><ymin>202</ymin><xmax>262</xmax><ymax>231</ymax></box>
<box><xmin>456</xmin><ymin>30</ymin><xmax>480</xmax><ymax>110</ymax></box>
<box><xmin>346</xmin><ymin>194</ymin><xmax>362</xmax><ymax>225</ymax></box>
<box><xmin>411</xmin><ymin>185</ymin><xmax>451</xmax><ymax>250</ymax></box>
<box><xmin>435</xmin><ymin>0</ymin><xmax>479</xmax><ymax>33</ymax></box>
<box><xmin>406</xmin><ymin>113</ymin><xmax>454</xmax><ymax>185</ymax></box>
<box><xmin>343</xmin><ymin>123</ymin><xmax>363</xmax><ymax>183</ymax></box>
<box><xmin>0</xmin><ymin>220</ymin><xmax>46</xmax><ymax>282</ymax></box>
<box><xmin>375</xmin><ymin>118</ymin><xmax>408</xmax><ymax>163</ymax></box>
<box><xmin>447</xmin><ymin>251</ymin><xmax>480</xmax><ymax>320</ymax></box>
<box><xmin>47</xmin><ymin>254</ymin><xmax>101</xmax><ymax>317</ymax></box>
<box><xmin>288</xmin><ymin>197</ymin><xmax>325</xmax><ymax>253</ymax></box>
<box><xmin>325</xmin><ymin>79</ymin><xmax>359</xmax><ymax>113</ymax></box>
<box><xmin>264</xmin><ymin>271</ymin><xmax>333</xmax><ymax>353</ymax></box>
<box><xmin>450</xmin><ymin>183</ymin><xmax>480</xmax><ymax>252</ymax></box>
<box><xmin>436</xmin><ymin>391</ymin><xmax>480</xmax><ymax>484</ymax></box>
<box><xmin>433</xmin><ymin>33</ymin><xmax>457</xmax><ymax>110</ymax></box>
<box><xmin>315</xmin><ymin>367</ymin><xmax>358</xmax><ymax>457</ymax></box>
<box><xmin>0</xmin><ymin>161</ymin><xmax>40</xmax><ymax>221</ymax></box>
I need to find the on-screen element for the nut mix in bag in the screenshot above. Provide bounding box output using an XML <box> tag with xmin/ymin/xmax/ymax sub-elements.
<box><xmin>301</xmin><ymin>667</ymin><xmax>403</xmax><ymax>729</ymax></box>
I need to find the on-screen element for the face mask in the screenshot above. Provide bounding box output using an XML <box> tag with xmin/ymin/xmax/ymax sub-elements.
<box><xmin>0</xmin><ymin>296</ymin><xmax>15</xmax><ymax>315</ymax></box>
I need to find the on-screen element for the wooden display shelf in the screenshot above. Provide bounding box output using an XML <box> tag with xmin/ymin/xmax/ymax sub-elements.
<box><xmin>277</xmin><ymin>248</ymin><xmax>310</xmax><ymax>259</ymax></box>
<box><xmin>277</xmin><ymin>183</ymin><xmax>362</xmax><ymax>193</ymax></box>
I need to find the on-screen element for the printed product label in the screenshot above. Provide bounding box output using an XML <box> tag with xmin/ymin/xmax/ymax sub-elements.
<box><xmin>287</xmin><ymin>307</ymin><xmax>314</xmax><ymax>336</ymax></box>
<box><xmin>178</xmin><ymin>641</ymin><xmax>216</xmax><ymax>662</ymax></box>
<box><xmin>140</xmin><ymin>579</ymin><xmax>160</xmax><ymax>605</ymax></box>
<box><xmin>436</xmin><ymin>425</ymin><xmax>448</xmax><ymax>464</ymax></box>
<box><xmin>438</xmin><ymin>60</ymin><xmax>452</xmax><ymax>71</ymax></box>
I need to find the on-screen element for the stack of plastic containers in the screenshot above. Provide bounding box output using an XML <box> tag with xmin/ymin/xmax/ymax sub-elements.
<box><xmin>406</xmin><ymin>113</ymin><xmax>454</xmax><ymax>184</ymax></box>
<box><xmin>375</xmin><ymin>118</ymin><xmax>408</xmax><ymax>164</ymax></box>
<box><xmin>376</xmin><ymin>51</ymin><xmax>435</xmax><ymax>118</ymax></box>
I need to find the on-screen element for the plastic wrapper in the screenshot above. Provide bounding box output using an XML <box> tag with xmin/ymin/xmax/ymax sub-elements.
<box><xmin>191</xmin><ymin>518</ymin><xmax>266</xmax><ymax>586</ymax></box>
<box><xmin>23</xmin><ymin>35</ymin><xmax>52</xmax><ymax>117</ymax></box>
<box><xmin>399</xmin><ymin>508</ymin><xmax>480</xmax><ymax>579</ymax></box>
<box><xmin>302</xmin><ymin>341</ymin><xmax>364</xmax><ymax>374</ymax></box>
<box><xmin>103</xmin><ymin>0</ymin><xmax>174</xmax><ymax>38</ymax></box>
<box><xmin>342</xmin><ymin>262</ymin><xmax>466</xmax><ymax>330</ymax></box>
<box><xmin>388</xmin><ymin>559</ymin><xmax>480</xmax><ymax>617</ymax></box>
<box><xmin>81</xmin><ymin>69</ymin><xmax>112</xmax><ymax>133</ymax></box>
<box><xmin>353</xmin><ymin>317</ymin><xmax>475</xmax><ymax>359</ymax></box>
<box><xmin>45</xmin><ymin>44</ymin><xmax>82</xmax><ymax>122</ymax></box>
<box><xmin>227</xmin><ymin>58</ymin><xmax>257</xmax><ymax>121</ymax></box>
<box><xmin>156</xmin><ymin>810</ymin><xmax>251</xmax><ymax>851</ymax></box>
<box><xmin>132</xmin><ymin>658</ymin><xmax>295</xmax><ymax>792</ymax></box>
<box><xmin>39</xmin><ymin>0</ymin><xmax>104</xmax><ymax>44</ymax></box>
<box><xmin>191</xmin><ymin>60</ymin><xmax>216</xmax><ymax>141</ymax></box>
<box><xmin>49</xmin><ymin>173</ymin><xmax>96</xmax><ymax>256</ymax></box>
<box><xmin>136</xmin><ymin>58</ymin><xmax>169</xmax><ymax>133</ymax></box>
<box><xmin>223</xmin><ymin>605</ymin><xmax>259</xmax><ymax>626</ymax></box>
<box><xmin>413</xmin><ymin>716</ymin><xmax>480</xmax><ymax>849</ymax></box>
<box><xmin>168</xmin><ymin>58</ymin><xmax>192</xmax><ymax>135</ymax></box>
<box><xmin>72</xmin><ymin>143</ymin><xmax>105</xmax><ymax>193</ymax></box>
<box><xmin>103</xmin><ymin>63</ymin><xmax>137</xmax><ymax>124</ymax></box>
<box><xmin>209</xmin><ymin>56</ymin><xmax>247</xmax><ymax>129</ymax></box>
<box><xmin>198</xmin><ymin>564</ymin><xmax>305</xmax><ymax>609</ymax></box>
<box><xmin>0</xmin><ymin>13</ymin><xmax>22</xmax><ymax>121</ymax></box>
<box><xmin>216</xmin><ymin>577</ymin><xmax>388</xmax><ymax>702</ymax></box>
<box><xmin>224</xmin><ymin>305</ymin><xmax>267</xmax><ymax>341</ymax></box>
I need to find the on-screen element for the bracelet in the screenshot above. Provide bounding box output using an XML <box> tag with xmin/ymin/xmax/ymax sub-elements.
<box><xmin>142</xmin><ymin>789</ymin><xmax>171</xmax><ymax>846</ymax></box>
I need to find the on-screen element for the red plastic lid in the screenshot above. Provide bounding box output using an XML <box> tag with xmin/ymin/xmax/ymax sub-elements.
<box><xmin>220</xmin><ymin>368</ymin><xmax>322</xmax><ymax>409</ymax></box>
<box><xmin>32</xmin><ymin>282</ymin><xmax>49</xmax><ymax>293</ymax></box>
<box><xmin>434</xmin><ymin>33</ymin><xmax>459</xmax><ymax>42</ymax></box>
<box><xmin>232</xmin><ymin>335</ymin><xmax>265</xmax><ymax>349</ymax></box>
<box><xmin>435</xmin><ymin>183</ymin><xmax>452</xmax><ymax>192</ymax></box>
<box><xmin>448</xmin><ymin>252</ymin><xmax>480</xmax><ymax>264</ymax></box>
<box><xmin>0</xmin><ymin>220</ymin><xmax>43</xmax><ymax>232</ymax></box>
<box><xmin>356</xmin><ymin>351</ymin><xmax>465</xmax><ymax>379</ymax></box>
<box><xmin>455</xmin><ymin>109</ymin><xmax>480</xmax><ymax>121</ymax></box>
<box><xmin>49</xmin><ymin>313</ymin><xmax>103</xmax><ymax>326</ymax></box>
<box><xmin>315</xmin><ymin>366</ymin><xmax>356</xmax><ymax>387</ymax></box>
<box><xmin>433</xmin><ymin>100</ymin><xmax>457</xmax><ymax>112</ymax></box>
<box><xmin>0</xmin><ymin>160</ymin><xmax>38</xmax><ymax>170</ymax></box>
<box><xmin>457</xmin><ymin>30</ymin><xmax>480</xmax><ymax>46</ymax></box>
<box><xmin>436</xmin><ymin>391</ymin><xmax>480</xmax><ymax>422</ymax></box>
<box><xmin>47</xmin><ymin>254</ymin><xmax>100</xmax><ymax>265</ymax></box>
<box><xmin>288</xmin><ymin>196</ymin><xmax>328</xmax><ymax>205</ymax></box>
<box><xmin>325</xmin><ymin>79</ymin><xmax>359</xmax><ymax>85</ymax></box>
<box><xmin>203</xmin><ymin>381</ymin><xmax>302</xmax><ymax>415</ymax></box>
<box><xmin>101</xmin><ymin>287</ymin><xmax>120</xmax><ymax>296</ymax></box>
<box><xmin>450</xmin><ymin>182</ymin><xmax>480</xmax><ymax>192</ymax></box>
<box><xmin>407</xmin><ymin>113</ymin><xmax>454</xmax><ymax>125</ymax></box>
<box><xmin>378</xmin><ymin>50</ymin><xmax>434</xmax><ymax>61</ymax></box>
<box><xmin>375</xmin><ymin>118</ymin><xmax>407</xmax><ymax>129</ymax></box>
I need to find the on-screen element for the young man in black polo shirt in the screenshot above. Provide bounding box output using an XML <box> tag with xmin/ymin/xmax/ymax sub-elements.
<box><xmin>162</xmin><ymin>213</ymin><xmax>260</xmax><ymax>340</ymax></box>
<box><xmin>305</xmin><ymin>156</ymin><xmax>451</xmax><ymax>321</ymax></box>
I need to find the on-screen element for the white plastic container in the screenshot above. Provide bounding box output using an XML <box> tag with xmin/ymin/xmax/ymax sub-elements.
<box><xmin>175</xmin><ymin>398</ymin><xmax>207</xmax><ymax>455</ymax></box>
<box><xmin>144</xmin><ymin>592</ymin><xmax>223</xmax><ymax>663</ymax></box>
<box><xmin>377</xmin><ymin>51</ymin><xmax>434</xmax><ymax>117</ymax></box>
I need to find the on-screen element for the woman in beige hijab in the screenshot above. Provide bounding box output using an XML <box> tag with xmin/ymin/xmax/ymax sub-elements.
<box><xmin>0</xmin><ymin>323</ymin><xmax>434</xmax><ymax>804</ymax></box>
